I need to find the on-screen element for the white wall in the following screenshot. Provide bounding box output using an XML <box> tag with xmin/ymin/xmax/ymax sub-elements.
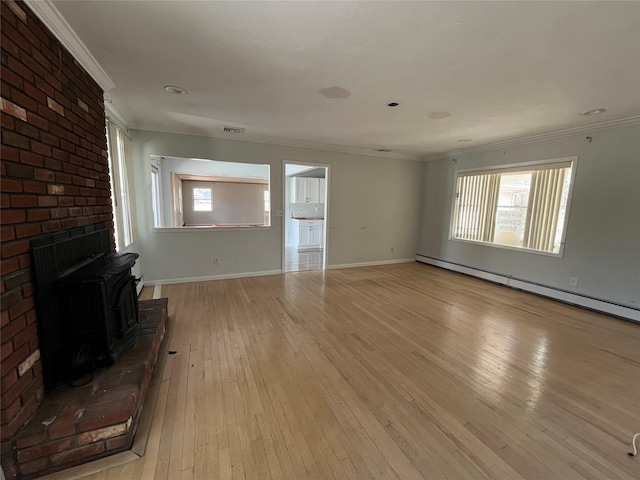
<box><xmin>417</xmin><ymin>124</ymin><xmax>640</xmax><ymax>308</ymax></box>
<box><xmin>131</xmin><ymin>130</ymin><xmax>424</xmax><ymax>282</ymax></box>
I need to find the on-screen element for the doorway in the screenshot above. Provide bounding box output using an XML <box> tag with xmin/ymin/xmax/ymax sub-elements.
<box><xmin>283</xmin><ymin>162</ymin><xmax>329</xmax><ymax>272</ymax></box>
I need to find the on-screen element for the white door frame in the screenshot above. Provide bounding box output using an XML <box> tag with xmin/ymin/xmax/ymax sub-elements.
<box><xmin>282</xmin><ymin>160</ymin><xmax>330</xmax><ymax>273</ymax></box>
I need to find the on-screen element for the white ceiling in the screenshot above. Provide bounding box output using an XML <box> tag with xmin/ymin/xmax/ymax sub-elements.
<box><xmin>48</xmin><ymin>0</ymin><xmax>640</xmax><ymax>158</ymax></box>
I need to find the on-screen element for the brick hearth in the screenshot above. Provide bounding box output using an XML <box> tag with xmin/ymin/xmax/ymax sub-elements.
<box><xmin>12</xmin><ymin>298</ymin><xmax>168</xmax><ymax>479</ymax></box>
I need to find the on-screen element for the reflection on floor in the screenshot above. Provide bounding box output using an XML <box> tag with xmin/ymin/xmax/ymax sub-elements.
<box><xmin>285</xmin><ymin>246</ymin><xmax>323</xmax><ymax>272</ymax></box>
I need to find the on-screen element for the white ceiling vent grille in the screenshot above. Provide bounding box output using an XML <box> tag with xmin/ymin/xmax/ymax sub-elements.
<box><xmin>223</xmin><ymin>125</ymin><xmax>245</xmax><ymax>134</ymax></box>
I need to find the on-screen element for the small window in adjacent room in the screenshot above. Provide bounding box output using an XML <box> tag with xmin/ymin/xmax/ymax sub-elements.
<box><xmin>450</xmin><ymin>157</ymin><xmax>577</xmax><ymax>256</ymax></box>
<box><xmin>193</xmin><ymin>187</ymin><xmax>212</xmax><ymax>211</ymax></box>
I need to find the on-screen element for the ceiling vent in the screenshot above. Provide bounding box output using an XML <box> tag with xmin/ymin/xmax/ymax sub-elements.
<box><xmin>223</xmin><ymin>125</ymin><xmax>245</xmax><ymax>134</ymax></box>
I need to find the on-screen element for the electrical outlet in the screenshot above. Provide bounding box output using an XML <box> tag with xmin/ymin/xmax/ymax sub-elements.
<box><xmin>214</xmin><ymin>258</ymin><xmax>220</xmax><ymax>265</ymax></box>
<box><xmin>569</xmin><ymin>277</ymin><xmax>578</xmax><ymax>287</ymax></box>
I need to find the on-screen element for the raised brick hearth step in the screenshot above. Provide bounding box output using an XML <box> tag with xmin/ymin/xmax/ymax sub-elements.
<box><xmin>12</xmin><ymin>298</ymin><xmax>168</xmax><ymax>479</ymax></box>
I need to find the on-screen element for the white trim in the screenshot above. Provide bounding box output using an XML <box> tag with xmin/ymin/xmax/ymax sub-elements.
<box><xmin>145</xmin><ymin>269</ymin><xmax>282</xmax><ymax>286</ymax></box>
<box><xmin>453</xmin><ymin>156</ymin><xmax>577</xmax><ymax>176</ymax></box>
<box><xmin>415</xmin><ymin>254</ymin><xmax>640</xmax><ymax>323</ymax></box>
<box><xmin>23</xmin><ymin>0</ymin><xmax>115</xmax><ymax>92</ymax></box>
<box><xmin>152</xmin><ymin>285</ymin><xmax>162</xmax><ymax>299</ymax></box>
<box><xmin>327</xmin><ymin>259</ymin><xmax>415</xmax><ymax>270</ymax></box>
<box><xmin>282</xmin><ymin>161</ymin><xmax>331</xmax><ymax>273</ymax></box>
<box><xmin>426</xmin><ymin>116</ymin><xmax>640</xmax><ymax>162</ymax></box>
<box><xmin>449</xmin><ymin>237</ymin><xmax>567</xmax><ymax>258</ymax></box>
<box><xmin>105</xmin><ymin>102</ymin><xmax>131</xmax><ymax>134</ymax></box>
<box><xmin>152</xmin><ymin>226</ymin><xmax>272</xmax><ymax>232</ymax></box>
<box><xmin>136</xmin><ymin>275</ymin><xmax>144</xmax><ymax>296</ymax></box>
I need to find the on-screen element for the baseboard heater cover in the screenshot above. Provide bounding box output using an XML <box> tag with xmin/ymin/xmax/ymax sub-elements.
<box><xmin>136</xmin><ymin>274</ymin><xmax>144</xmax><ymax>295</ymax></box>
<box><xmin>415</xmin><ymin>254</ymin><xmax>639</xmax><ymax>323</ymax></box>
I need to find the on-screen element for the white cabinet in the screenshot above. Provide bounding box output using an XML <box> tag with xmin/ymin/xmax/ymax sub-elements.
<box><xmin>293</xmin><ymin>177</ymin><xmax>307</xmax><ymax>203</ymax></box>
<box><xmin>293</xmin><ymin>177</ymin><xmax>325</xmax><ymax>203</ymax></box>
<box><xmin>292</xmin><ymin>219</ymin><xmax>324</xmax><ymax>250</ymax></box>
<box><xmin>308</xmin><ymin>221</ymin><xmax>323</xmax><ymax>246</ymax></box>
<box><xmin>319</xmin><ymin>178</ymin><xmax>326</xmax><ymax>204</ymax></box>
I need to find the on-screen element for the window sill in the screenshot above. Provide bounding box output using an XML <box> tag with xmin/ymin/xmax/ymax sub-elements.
<box><xmin>152</xmin><ymin>225</ymin><xmax>272</xmax><ymax>233</ymax></box>
<box><xmin>450</xmin><ymin>237</ymin><xmax>564</xmax><ymax>258</ymax></box>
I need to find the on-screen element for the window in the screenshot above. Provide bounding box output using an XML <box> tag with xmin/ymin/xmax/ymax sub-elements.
<box><xmin>450</xmin><ymin>157</ymin><xmax>576</xmax><ymax>256</ymax></box>
<box><xmin>192</xmin><ymin>188</ymin><xmax>212</xmax><ymax>211</ymax></box>
<box><xmin>106</xmin><ymin>120</ymin><xmax>134</xmax><ymax>250</ymax></box>
<box><xmin>264</xmin><ymin>189</ymin><xmax>270</xmax><ymax>225</ymax></box>
<box><xmin>151</xmin><ymin>164</ymin><xmax>162</xmax><ymax>228</ymax></box>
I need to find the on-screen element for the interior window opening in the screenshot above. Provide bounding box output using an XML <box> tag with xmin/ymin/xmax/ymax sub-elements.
<box><xmin>150</xmin><ymin>156</ymin><xmax>270</xmax><ymax>228</ymax></box>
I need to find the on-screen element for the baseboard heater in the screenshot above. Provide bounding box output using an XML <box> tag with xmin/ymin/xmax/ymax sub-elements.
<box><xmin>136</xmin><ymin>274</ymin><xmax>145</xmax><ymax>295</ymax></box>
<box><xmin>415</xmin><ymin>254</ymin><xmax>639</xmax><ymax>323</ymax></box>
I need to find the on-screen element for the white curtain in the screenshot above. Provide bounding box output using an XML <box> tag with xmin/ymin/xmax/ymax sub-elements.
<box><xmin>523</xmin><ymin>168</ymin><xmax>567</xmax><ymax>252</ymax></box>
<box><xmin>453</xmin><ymin>173</ymin><xmax>500</xmax><ymax>242</ymax></box>
<box><xmin>106</xmin><ymin>121</ymin><xmax>134</xmax><ymax>250</ymax></box>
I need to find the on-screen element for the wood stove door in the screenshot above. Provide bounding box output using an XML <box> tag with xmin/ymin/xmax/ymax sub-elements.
<box><xmin>111</xmin><ymin>273</ymin><xmax>139</xmax><ymax>341</ymax></box>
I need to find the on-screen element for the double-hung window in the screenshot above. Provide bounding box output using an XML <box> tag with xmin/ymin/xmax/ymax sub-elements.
<box><xmin>106</xmin><ymin>120</ymin><xmax>134</xmax><ymax>251</ymax></box>
<box><xmin>450</xmin><ymin>157</ymin><xmax>576</xmax><ymax>256</ymax></box>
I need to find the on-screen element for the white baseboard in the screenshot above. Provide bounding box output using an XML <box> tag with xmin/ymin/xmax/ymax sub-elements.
<box><xmin>145</xmin><ymin>269</ymin><xmax>282</xmax><ymax>286</ymax></box>
<box><xmin>135</xmin><ymin>275</ymin><xmax>144</xmax><ymax>295</ymax></box>
<box><xmin>416</xmin><ymin>254</ymin><xmax>639</xmax><ymax>323</ymax></box>
<box><xmin>327</xmin><ymin>258</ymin><xmax>415</xmax><ymax>270</ymax></box>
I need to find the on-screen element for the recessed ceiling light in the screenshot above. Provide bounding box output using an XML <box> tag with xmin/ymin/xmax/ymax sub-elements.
<box><xmin>387</xmin><ymin>102</ymin><xmax>399</xmax><ymax>107</ymax></box>
<box><xmin>164</xmin><ymin>85</ymin><xmax>188</xmax><ymax>95</ymax></box>
<box><xmin>458</xmin><ymin>139</ymin><xmax>472</xmax><ymax>143</ymax></box>
<box><xmin>581</xmin><ymin>108</ymin><xmax>606</xmax><ymax>115</ymax></box>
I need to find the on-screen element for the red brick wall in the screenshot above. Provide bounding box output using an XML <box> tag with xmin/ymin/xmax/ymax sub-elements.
<box><xmin>1</xmin><ymin>0</ymin><xmax>114</xmax><ymax>463</ymax></box>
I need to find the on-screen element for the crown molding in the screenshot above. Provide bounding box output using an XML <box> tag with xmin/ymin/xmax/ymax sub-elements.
<box><xmin>24</xmin><ymin>0</ymin><xmax>115</xmax><ymax>92</ymax></box>
<box><xmin>425</xmin><ymin>116</ymin><xmax>640</xmax><ymax>161</ymax></box>
<box><xmin>133</xmin><ymin>122</ymin><xmax>420</xmax><ymax>161</ymax></box>
<box><xmin>104</xmin><ymin>98</ymin><xmax>131</xmax><ymax>131</ymax></box>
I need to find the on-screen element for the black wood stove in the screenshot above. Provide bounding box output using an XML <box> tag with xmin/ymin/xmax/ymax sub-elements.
<box><xmin>58</xmin><ymin>252</ymin><xmax>139</xmax><ymax>375</ymax></box>
<box><xmin>31</xmin><ymin>225</ymin><xmax>140</xmax><ymax>390</ymax></box>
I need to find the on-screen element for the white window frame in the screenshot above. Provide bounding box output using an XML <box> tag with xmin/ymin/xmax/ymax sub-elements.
<box><xmin>449</xmin><ymin>156</ymin><xmax>578</xmax><ymax>257</ymax></box>
<box><xmin>106</xmin><ymin>120</ymin><xmax>134</xmax><ymax>251</ymax></box>
<box><xmin>151</xmin><ymin>164</ymin><xmax>162</xmax><ymax>228</ymax></box>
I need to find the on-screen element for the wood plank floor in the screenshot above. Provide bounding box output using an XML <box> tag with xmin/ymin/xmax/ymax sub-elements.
<box><xmin>75</xmin><ymin>263</ymin><xmax>639</xmax><ymax>479</ymax></box>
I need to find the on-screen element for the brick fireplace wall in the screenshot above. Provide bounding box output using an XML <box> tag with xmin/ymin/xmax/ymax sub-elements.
<box><xmin>1</xmin><ymin>0</ymin><xmax>114</xmax><ymax>473</ymax></box>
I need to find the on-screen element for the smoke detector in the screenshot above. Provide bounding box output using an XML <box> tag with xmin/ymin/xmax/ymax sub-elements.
<box><xmin>223</xmin><ymin>126</ymin><xmax>245</xmax><ymax>134</ymax></box>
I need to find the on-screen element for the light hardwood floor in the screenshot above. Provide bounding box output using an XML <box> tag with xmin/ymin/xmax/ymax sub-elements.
<box><xmin>61</xmin><ymin>263</ymin><xmax>639</xmax><ymax>479</ymax></box>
